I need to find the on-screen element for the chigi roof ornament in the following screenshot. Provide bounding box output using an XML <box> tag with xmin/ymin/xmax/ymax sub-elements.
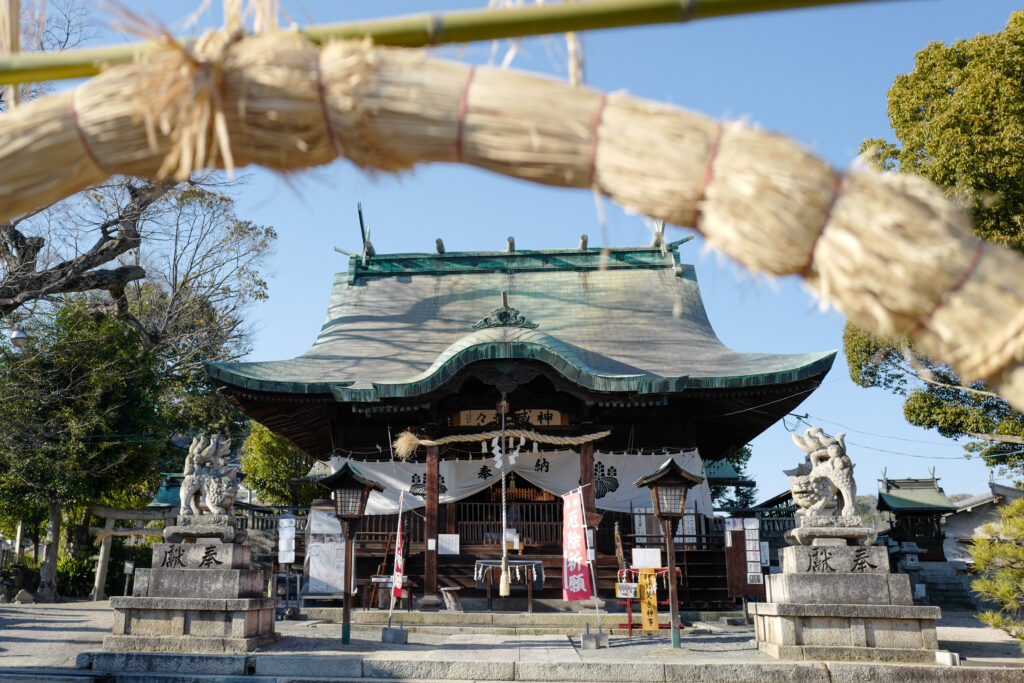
<box><xmin>472</xmin><ymin>291</ymin><xmax>539</xmax><ymax>330</ymax></box>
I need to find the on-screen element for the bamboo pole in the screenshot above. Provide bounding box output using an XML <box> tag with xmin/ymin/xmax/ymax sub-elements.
<box><xmin>0</xmin><ymin>0</ymin><xmax>884</xmax><ymax>86</ymax></box>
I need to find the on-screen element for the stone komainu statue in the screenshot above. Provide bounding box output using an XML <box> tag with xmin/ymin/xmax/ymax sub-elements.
<box><xmin>786</xmin><ymin>427</ymin><xmax>857</xmax><ymax>518</ymax></box>
<box><xmin>179</xmin><ymin>434</ymin><xmax>244</xmax><ymax>516</ymax></box>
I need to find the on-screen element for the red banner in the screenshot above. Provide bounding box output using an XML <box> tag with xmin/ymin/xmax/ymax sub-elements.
<box><xmin>561</xmin><ymin>489</ymin><xmax>593</xmax><ymax>601</ymax></box>
<box><xmin>393</xmin><ymin>491</ymin><xmax>405</xmax><ymax>598</ymax></box>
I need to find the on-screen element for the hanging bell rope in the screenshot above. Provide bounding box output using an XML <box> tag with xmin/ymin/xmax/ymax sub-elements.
<box><xmin>1</xmin><ymin>26</ymin><xmax>1023</xmax><ymax>413</ymax></box>
<box><xmin>392</xmin><ymin>428</ymin><xmax>611</xmax><ymax>460</ymax></box>
<box><xmin>498</xmin><ymin>393</ymin><xmax>511</xmax><ymax>598</ymax></box>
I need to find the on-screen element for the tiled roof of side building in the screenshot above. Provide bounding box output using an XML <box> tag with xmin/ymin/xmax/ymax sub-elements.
<box><xmin>206</xmin><ymin>242</ymin><xmax>836</xmax><ymax>399</ymax></box>
<box><xmin>877</xmin><ymin>478</ymin><xmax>958</xmax><ymax>513</ymax></box>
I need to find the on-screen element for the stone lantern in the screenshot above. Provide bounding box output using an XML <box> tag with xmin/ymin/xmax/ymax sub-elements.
<box><xmin>635</xmin><ymin>459</ymin><xmax>703</xmax><ymax>649</ymax></box>
<box><xmin>319</xmin><ymin>463</ymin><xmax>384</xmax><ymax>645</ymax></box>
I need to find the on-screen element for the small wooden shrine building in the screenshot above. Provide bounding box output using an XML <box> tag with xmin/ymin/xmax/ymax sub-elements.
<box><xmin>206</xmin><ymin>239</ymin><xmax>834</xmax><ymax>604</ymax></box>
<box><xmin>877</xmin><ymin>473</ymin><xmax>957</xmax><ymax>562</ymax></box>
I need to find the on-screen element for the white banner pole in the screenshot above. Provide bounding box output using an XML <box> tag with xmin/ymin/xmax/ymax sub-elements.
<box><xmin>387</xmin><ymin>490</ymin><xmax>405</xmax><ymax>629</ymax></box>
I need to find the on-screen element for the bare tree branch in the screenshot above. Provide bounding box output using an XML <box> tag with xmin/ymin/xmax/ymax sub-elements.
<box><xmin>900</xmin><ymin>348</ymin><xmax>1003</xmax><ymax>399</ymax></box>
<box><xmin>0</xmin><ymin>181</ymin><xmax>172</xmax><ymax>316</ymax></box>
<box><xmin>967</xmin><ymin>432</ymin><xmax>1024</xmax><ymax>445</ymax></box>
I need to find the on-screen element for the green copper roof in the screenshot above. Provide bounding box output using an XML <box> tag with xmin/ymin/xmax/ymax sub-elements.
<box><xmin>876</xmin><ymin>478</ymin><xmax>957</xmax><ymax>513</ymax></box>
<box><xmin>148</xmin><ymin>473</ymin><xmax>184</xmax><ymax>508</ymax></box>
<box><xmin>704</xmin><ymin>459</ymin><xmax>741</xmax><ymax>480</ymax></box>
<box><xmin>207</xmin><ymin>243</ymin><xmax>835</xmax><ymax>400</ymax></box>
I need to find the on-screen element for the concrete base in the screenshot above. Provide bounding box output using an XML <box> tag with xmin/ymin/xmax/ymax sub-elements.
<box><xmin>579</xmin><ymin>632</ymin><xmax>609</xmax><ymax>649</ymax></box>
<box><xmin>106</xmin><ymin>524</ymin><xmax>276</xmax><ymax>654</ymax></box>
<box><xmin>107</xmin><ymin>595</ymin><xmax>278</xmax><ymax>654</ymax></box>
<box><xmin>163</xmin><ymin>515</ymin><xmax>246</xmax><ymax>544</ymax></box>
<box><xmin>416</xmin><ymin>594</ymin><xmax>443</xmax><ymax>610</ymax></box>
<box><xmin>380</xmin><ymin>627</ymin><xmax>408</xmax><ymax>644</ymax></box>
<box><xmin>766</xmin><ymin>572</ymin><xmax>913</xmax><ymax>606</ymax></box>
<box><xmin>758</xmin><ymin>641</ymin><xmax>937</xmax><ymax>663</ymax></box>
<box><xmin>103</xmin><ymin>631</ymin><xmax>279</xmax><ymax>654</ymax></box>
<box><xmin>133</xmin><ymin>568</ymin><xmax>265</xmax><ymax>599</ymax></box>
<box><xmin>753</xmin><ymin>602</ymin><xmax>941</xmax><ymax>663</ymax></box>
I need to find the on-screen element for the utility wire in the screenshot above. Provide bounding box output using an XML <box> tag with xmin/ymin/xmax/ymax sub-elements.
<box><xmin>786</xmin><ymin>413</ymin><xmax>1024</xmax><ymax>461</ymax></box>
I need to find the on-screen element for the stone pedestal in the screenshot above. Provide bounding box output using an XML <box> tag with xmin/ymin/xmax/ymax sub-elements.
<box><xmin>753</xmin><ymin>545</ymin><xmax>941</xmax><ymax>662</ymax></box>
<box><xmin>104</xmin><ymin>518</ymin><xmax>278</xmax><ymax>654</ymax></box>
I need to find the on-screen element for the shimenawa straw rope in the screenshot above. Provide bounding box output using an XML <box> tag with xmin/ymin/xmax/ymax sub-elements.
<box><xmin>392</xmin><ymin>428</ymin><xmax>612</xmax><ymax>461</ymax></box>
<box><xmin>1</xmin><ymin>31</ymin><xmax>1023</xmax><ymax>413</ymax></box>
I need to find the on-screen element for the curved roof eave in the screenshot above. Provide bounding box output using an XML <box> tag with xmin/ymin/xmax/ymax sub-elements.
<box><xmin>207</xmin><ymin>340</ymin><xmax>836</xmax><ymax>404</ymax></box>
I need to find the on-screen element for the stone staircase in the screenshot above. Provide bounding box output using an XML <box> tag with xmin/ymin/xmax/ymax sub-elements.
<box><xmin>301</xmin><ymin>606</ymin><xmax>742</xmax><ymax>636</ymax></box>
<box><xmin>916</xmin><ymin>561</ymin><xmax>976</xmax><ymax>610</ymax></box>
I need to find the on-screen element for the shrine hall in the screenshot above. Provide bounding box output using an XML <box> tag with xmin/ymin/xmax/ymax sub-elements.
<box><xmin>205</xmin><ymin>238</ymin><xmax>835</xmax><ymax>608</ymax></box>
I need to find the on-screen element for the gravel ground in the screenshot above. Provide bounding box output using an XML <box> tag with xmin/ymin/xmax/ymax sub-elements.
<box><xmin>0</xmin><ymin>601</ymin><xmax>111</xmax><ymax>668</ymax></box>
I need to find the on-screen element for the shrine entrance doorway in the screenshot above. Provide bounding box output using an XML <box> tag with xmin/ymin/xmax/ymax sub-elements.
<box><xmin>452</xmin><ymin>473</ymin><xmax>562</xmax><ymax>552</ymax></box>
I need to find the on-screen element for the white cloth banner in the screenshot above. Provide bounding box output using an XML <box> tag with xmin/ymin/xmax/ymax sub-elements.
<box><xmin>329</xmin><ymin>450</ymin><xmax>714</xmax><ymax>518</ymax></box>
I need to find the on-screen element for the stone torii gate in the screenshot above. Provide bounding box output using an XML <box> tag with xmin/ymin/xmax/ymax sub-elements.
<box><xmin>87</xmin><ymin>503</ymin><xmax>177</xmax><ymax>601</ymax></box>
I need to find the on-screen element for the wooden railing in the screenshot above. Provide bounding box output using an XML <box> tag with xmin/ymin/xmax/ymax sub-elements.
<box><xmin>457</xmin><ymin>501</ymin><xmax>561</xmax><ymax>546</ymax></box>
<box><xmin>233</xmin><ymin>504</ymin><xmax>309</xmax><ymax>532</ymax></box>
<box><xmin>359</xmin><ymin>513</ymin><xmax>425</xmax><ymax>545</ymax></box>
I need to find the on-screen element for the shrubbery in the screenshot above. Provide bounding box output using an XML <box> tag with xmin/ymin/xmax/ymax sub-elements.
<box><xmin>972</xmin><ymin>497</ymin><xmax>1024</xmax><ymax>652</ymax></box>
<box><xmin>56</xmin><ymin>554</ymin><xmax>94</xmax><ymax>598</ymax></box>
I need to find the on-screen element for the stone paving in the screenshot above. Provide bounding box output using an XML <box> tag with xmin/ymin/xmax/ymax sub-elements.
<box><xmin>1</xmin><ymin>600</ymin><xmax>1022</xmax><ymax>673</ymax></box>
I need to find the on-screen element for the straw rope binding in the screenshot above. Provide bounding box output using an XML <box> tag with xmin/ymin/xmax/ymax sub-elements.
<box><xmin>392</xmin><ymin>429</ymin><xmax>612</xmax><ymax>460</ymax></box>
<box><xmin>1</xmin><ymin>31</ymin><xmax>1022</xmax><ymax>412</ymax></box>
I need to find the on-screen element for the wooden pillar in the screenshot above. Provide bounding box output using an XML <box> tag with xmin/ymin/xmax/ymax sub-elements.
<box><xmin>579</xmin><ymin>441</ymin><xmax>599</xmax><ymax>527</ymax></box>
<box><xmin>341</xmin><ymin>520</ymin><xmax>354</xmax><ymax>644</ymax></box>
<box><xmin>445</xmin><ymin>503</ymin><xmax>457</xmax><ymax>535</ymax></box>
<box><xmin>424</xmin><ymin>445</ymin><xmax>439</xmax><ymax>596</ymax></box>
<box><xmin>91</xmin><ymin>518</ymin><xmax>116</xmax><ymax>601</ymax></box>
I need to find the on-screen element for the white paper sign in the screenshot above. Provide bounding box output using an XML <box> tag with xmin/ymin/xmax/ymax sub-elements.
<box><xmin>616</xmin><ymin>582</ymin><xmax>639</xmax><ymax>598</ymax></box>
<box><xmin>438</xmin><ymin>534</ymin><xmax>460</xmax><ymax>555</ymax></box>
<box><xmin>308</xmin><ymin>540</ymin><xmax>346</xmax><ymax>594</ymax></box>
<box><xmin>632</xmin><ymin>547</ymin><xmax>662</xmax><ymax>569</ymax></box>
<box><xmin>747</xmin><ymin>573</ymin><xmax>764</xmax><ymax>584</ymax></box>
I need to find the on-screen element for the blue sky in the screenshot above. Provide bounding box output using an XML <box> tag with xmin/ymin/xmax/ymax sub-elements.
<box><xmin>100</xmin><ymin>1</ymin><xmax>1020</xmax><ymax>500</ymax></box>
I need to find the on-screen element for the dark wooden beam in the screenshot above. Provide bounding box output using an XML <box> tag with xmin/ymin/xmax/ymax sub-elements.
<box><xmin>579</xmin><ymin>441</ymin><xmax>602</xmax><ymax>528</ymax></box>
<box><xmin>424</xmin><ymin>444</ymin><xmax>439</xmax><ymax>596</ymax></box>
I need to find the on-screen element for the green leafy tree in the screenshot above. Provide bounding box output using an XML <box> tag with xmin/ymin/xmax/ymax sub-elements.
<box><xmin>847</xmin><ymin>11</ymin><xmax>1024</xmax><ymax>479</ymax></box>
<box><xmin>851</xmin><ymin>12</ymin><xmax>1024</xmax><ymax>646</ymax></box>
<box><xmin>861</xmin><ymin>11</ymin><xmax>1024</xmax><ymax>254</ymax></box>
<box><xmin>971</xmin><ymin>497</ymin><xmax>1024</xmax><ymax>653</ymax></box>
<box><xmin>0</xmin><ymin>302</ymin><xmax>165</xmax><ymax>601</ymax></box>
<box><xmin>240</xmin><ymin>423</ymin><xmax>315</xmax><ymax>506</ymax></box>
<box><xmin>711</xmin><ymin>444</ymin><xmax>758</xmax><ymax>511</ymax></box>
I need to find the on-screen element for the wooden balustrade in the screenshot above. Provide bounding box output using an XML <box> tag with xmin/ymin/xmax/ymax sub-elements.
<box><xmin>456</xmin><ymin>501</ymin><xmax>562</xmax><ymax>546</ymax></box>
<box><xmin>358</xmin><ymin>512</ymin><xmax>425</xmax><ymax>545</ymax></box>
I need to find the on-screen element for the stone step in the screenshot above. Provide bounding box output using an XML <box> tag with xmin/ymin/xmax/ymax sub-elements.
<box><xmin>303</xmin><ymin>607</ymin><xmax>742</xmax><ymax>626</ymax></box>
<box><xmin>76</xmin><ymin>652</ymin><xmax>1022</xmax><ymax>683</ymax></box>
<box><xmin>0</xmin><ymin>671</ymin><xmax>100</xmax><ymax>683</ymax></box>
<box><xmin>349</xmin><ymin>623</ymin><xmax>704</xmax><ymax>636</ymax></box>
